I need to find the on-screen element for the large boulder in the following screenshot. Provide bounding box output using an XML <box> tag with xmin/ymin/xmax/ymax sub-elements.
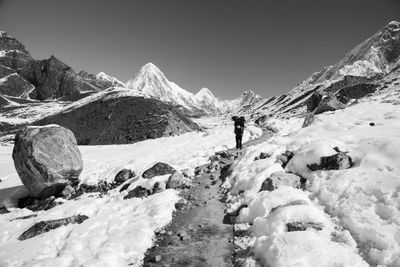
<box><xmin>12</xmin><ymin>125</ymin><xmax>83</xmax><ymax>198</ymax></box>
<box><xmin>166</xmin><ymin>171</ymin><xmax>191</xmax><ymax>189</ymax></box>
<box><xmin>142</xmin><ymin>162</ymin><xmax>176</xmax><ymax>179</ymax></box>
<box><xmin>313</xmin><ymin>93</ymin><xmax>346</xmax><ymax>115</ymax></box>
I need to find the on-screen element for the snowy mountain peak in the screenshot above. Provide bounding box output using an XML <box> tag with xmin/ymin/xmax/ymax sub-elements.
<box><xmin>196</xmin><ymin>88</ymin><xmax>214</xmax><ymax>98</ymax></box>
<box><xmin>96</xmin><ymin>72</ymin><xmax>124</xmax><ymax>86</ymax></box>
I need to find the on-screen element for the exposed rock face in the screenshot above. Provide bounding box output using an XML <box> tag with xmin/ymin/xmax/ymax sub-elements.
<box><xmin>259</xmin><ymin>172</ymin><xmax>301</xmax><ymax>192</ymax></box>
<box><xmin>19</xmin><ymin>56</ymin><xmax>97</xmax><ymax>100</ymax></box>
<box><xmin>308</xmin><ymin>147</ymin><xmax>353</xmax><ymax>171</ymax></box>
<box><xmin>0</xmin><ymin>32</ymin><xmax>108</xmax><ymax>100</ymax></box>
<box><xmin>0</xmin><ymin>64</ymin><xmax>15</xmax><ymax>78</ymax></box>
<box><xmin>18</xmin><ymin>214</ymin><xmax>88</xmax><ymax>240</ymax></box>
<box><xmin>12</xmin><ymin>125</ymin><xmax>83</xmax><ymax>198</ymax></box>
<box><xmin>35</xmin><ymin>93</ymin><xmax>200</xmax><ymax>145</ymax></box>
<box><xmin>142</xmin><ymin>162</ymin><xmax>176</xmax><ymax>179</ymax></box>
<box><xmin>0</xmin><ymin>73</ymin><xmax>33</xmax><ymax>97</ymax></box>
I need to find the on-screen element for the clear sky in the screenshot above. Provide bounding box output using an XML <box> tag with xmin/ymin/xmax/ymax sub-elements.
<box><xmin>0</xmin><ymin>0</ymin><xmax>399</xmax><ymax>99</ymax></box>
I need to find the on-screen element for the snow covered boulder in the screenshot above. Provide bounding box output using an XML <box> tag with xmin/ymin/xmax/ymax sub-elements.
<box><xmin>307</xmin><ymin>147</ymin><xmax>353</xmax><ymax>171</ymax></box>
<box><xmin>12</xmin><ymin>125</ymin><xmax>83</xmax><ymax>198</ymax></box>
<box><xmin>259</xmin><ymin>172</ymin><xmax>301</xmax><ymax>192</ymax></box>
<box><xmin>114</xmin><ymin>169</ymin><xmax>135</xmax><ymax>183</ymax></box>
<box><xmin>142</xmin><ymin>162</ymin><xmax>176</xmax><ymax>179</ymax></box>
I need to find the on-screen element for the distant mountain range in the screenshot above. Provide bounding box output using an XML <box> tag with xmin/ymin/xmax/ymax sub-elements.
<box><xmin>125</xmin><ymin>62</ymin><xmax>261</xmax><ymax>115</ymax></box>
<box><xmin>1</xmin><ymin>21</ymin><xmax>400</xmax><ymax>144</ymax></box>
<box><xmin>0</xmin><ymin>31</ymin><xmax>260</xmax><ymax>116</ymax></box>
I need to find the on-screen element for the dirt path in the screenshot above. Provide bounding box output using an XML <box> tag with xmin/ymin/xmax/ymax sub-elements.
<box><xmin>143</xmin><ymin>131</ymin><xmax>272</xmax><ymax>267</ymax></box>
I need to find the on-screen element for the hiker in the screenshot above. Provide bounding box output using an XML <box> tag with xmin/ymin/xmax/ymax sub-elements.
<box><xmin>232</xmin><ymin>116</ymin><xmax>245</xmax><ymax>149</ymax></box>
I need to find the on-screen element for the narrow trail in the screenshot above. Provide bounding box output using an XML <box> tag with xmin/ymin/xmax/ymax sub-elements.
<box><xmin>143</xmin><ymin>130</ymin><xmax>272</xmax><ymax>267</ymax></box>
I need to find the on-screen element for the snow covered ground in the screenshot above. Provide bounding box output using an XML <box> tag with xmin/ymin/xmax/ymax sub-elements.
<box><xmin>224</xmin><ymin>86</ymin><xmax>400</xmax><ymax>266</ymax></box>
<box><xmin>0</xmin><ymin>117</ymin><xmax>261</xmax><ymax>266</ymax></box>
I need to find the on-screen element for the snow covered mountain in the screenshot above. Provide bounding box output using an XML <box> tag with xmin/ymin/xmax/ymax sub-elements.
<box><xmin>244</xmin><ymin>21</ymin><xmax>400</xmax><ymax>118</ymax></box>
<box><xmin>96</xmin><ymin>71</ymin><xmax>125</xmax><ymax>87</ymax></box>
<box><xmin>126</xmin><ymin>63</ymin><xmax>261</xmax><ymax>115</ymax></box>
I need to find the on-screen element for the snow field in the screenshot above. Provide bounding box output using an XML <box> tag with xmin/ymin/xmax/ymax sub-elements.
<box><xmin>0</xmin><ymin>118</ymin><xmax>262</xmax><ymax>266</ymax></box>
<box><xmin>225</xmin><ymin>88</ymin><xmax>400</xmax><ymax>266</ymax></box>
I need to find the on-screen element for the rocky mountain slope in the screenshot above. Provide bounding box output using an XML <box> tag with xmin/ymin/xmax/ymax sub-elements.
<box><xmin>0</xmin><ymin>32</ymin><xmax>114</xmax><ymax>101</ymax></box>
<box><xmin>126</xmin><ymin>63</ymin><xmax>261</xmax><ymax>115</ymax></box>
<box><xmin>243</xmin><ymin>21</ymin><xmax>400</xmax><ymax>119</ymax></box>
<box><xmin>33</xmin><ymin>88</ymin><xmax>200</xmax><ymax>145</ymax></box>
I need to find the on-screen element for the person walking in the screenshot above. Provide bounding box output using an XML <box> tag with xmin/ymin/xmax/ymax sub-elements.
<box><xmin>232</xmin><ymin>116</ymin><xmax>245</xmax><ymax>150</ymax></box>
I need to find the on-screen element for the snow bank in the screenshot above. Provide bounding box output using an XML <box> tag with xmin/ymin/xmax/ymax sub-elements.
<box><xmin>225</xmin><ymin>87</ymin><xmax>400</xmax><ymax>265</ymax></box>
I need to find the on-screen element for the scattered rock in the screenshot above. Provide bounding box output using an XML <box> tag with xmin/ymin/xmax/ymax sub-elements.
<box><xmin>255</xmin><ymin>152</ymin><xmax>271</xmax><ymax>161</ymax></box>
<box><xmin>114</xmin><ymin>169</ymin><xmax>135</xmax><ymax>183</ymax></box>
<box><xmin>286</xmin><ymin>221</ymin><xmax>324</xmax><ymax>232</ymax></box>
<box><xmin>275</xmin><ymin>150</ymin><xmax>294</xmax><ymax>168</ymax></box>
<box><xmin>61</xmin><ymin>185</ymin><xmax>75</xmax><ymax>199</ymax></box>
<box><xmin>194</xmin><ymin>166</ymin><xmax>204</xmax><ymax>176</ymax></box>
<box><xmin>150</xmin><ymin>255</ymin><xmax>162</xmax><ymax>262</ymax></box>
<box><xmin>209</xmin><ymin>155</ymin><xmax>221</xmax><ymax>162</ymax></box>
<box><xmin>166</xmin><ymin>172</ymin><xmax>191</xmax><ymax>189</ymax></box>
<box><xmin>124</xmin><ymin>186</ymin><xmax>151</xmax><ymax>199</ymax></box>
<box><xmin>12</xmin><ymin>125</ymin><xmax>83</xmax><ymax>198</ymax></box>
<box><xmin>17</xmin><ymin>195</ymin><xmax>61</xmax><ymax>211</ymax></box>
<box><xmin>119</xmin><ymin>183</ymin><xmax>131</xmax><ymax>192</ymax></box>
<box><xmin>259</xmin><ymin>172</ymin><xmax>301</xmax><ymax>192</ymax></box>
<box><xmin>215</xmin><ymin>151</ymin><xmax>231</xmax><ymax>159</ymax></box>
<box><xmin>142</xmin><ymin>162</ymin><xmax>176</xmax><ymax>179</ymax></box>
<box><xmin>18</xmin><ymin>214</ymin><xmax>88</xmax><ymax>240</ymax></box>
<box><xmin>308</xmin><ymin>147</ymin><xmax>353</xmax><ymax>171</ymax></box>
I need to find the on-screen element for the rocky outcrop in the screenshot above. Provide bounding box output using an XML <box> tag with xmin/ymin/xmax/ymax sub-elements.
<box><xmin>34</xmin><ymin>92</ymin><xmax>200</xmax><ymax>145</ymax></box>
<box><xmin>142</xmin><ymin>162</ymin><xmax>176</xmax><ymax>179</ymax></box>
<box><xmin>18</xmin><ymin>214</ymin><xmax>88</xmax><ymax>240</ymax></box>
<box><xmin>19</xmin><ymin>56</ymin><xmax>97</xmax><ymax>100</ymax></box>
<box><xmin>12</xmin><ymin>125</ymin><xmax>83</xmax><ymax>198</ymax></box>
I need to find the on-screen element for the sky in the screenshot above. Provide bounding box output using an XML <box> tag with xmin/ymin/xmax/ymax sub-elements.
<box><xmin>0</xmin><ymin>0</ymin><xmax>399</xmax><ymax>99</ymax></box>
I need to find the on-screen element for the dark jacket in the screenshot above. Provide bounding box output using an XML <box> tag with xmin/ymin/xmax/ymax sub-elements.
<box><xmin>233</xmin><ymin>116</ymin><xmax>245</xmax><ymax>136</ymax></box>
